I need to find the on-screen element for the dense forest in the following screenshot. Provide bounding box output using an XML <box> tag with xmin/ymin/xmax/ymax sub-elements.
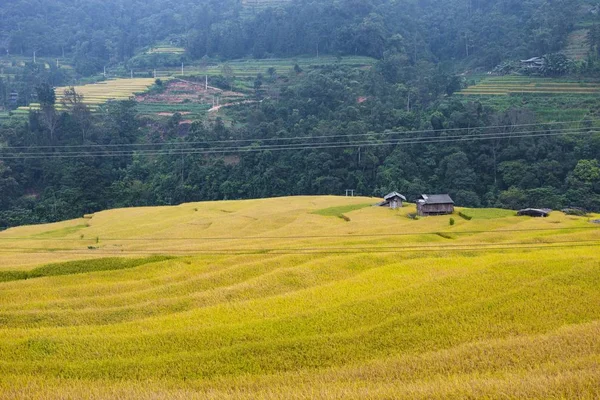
<box><xmin>1</xmin><ymin>0</ymin><xmax>600</xmax><ymax>228</ymax></box>
<box><xmin>0</xmin><ymin>0</ymin><xmax>585</xmax><ymax>72</ymax></box>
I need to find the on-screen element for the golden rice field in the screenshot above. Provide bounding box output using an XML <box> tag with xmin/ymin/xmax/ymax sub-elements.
<box><xmin>459</xmin><ymin>76</ymin><xmax>600</xmax><ymax>96</ymax></box>
<box><xmin>15</xmin><ymin>78</ymin><xmax>157</xmax><ymax>113</ymax></box>
<box><xmin>0</xmin><ymin>196</ymin><xmax>599</xmax><ymax>399</ymax></box>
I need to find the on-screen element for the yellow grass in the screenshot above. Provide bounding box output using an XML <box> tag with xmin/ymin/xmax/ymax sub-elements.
<box><xmin>0</xmin><ymin>196</ymin><xmax>598</xmax><ymax>398</ymax></box>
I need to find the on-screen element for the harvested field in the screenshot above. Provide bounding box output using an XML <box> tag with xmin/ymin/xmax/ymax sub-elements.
<box><xmin>16</xmin><ymin>78</ymin><xmax>156</xmax><ymax>113</ymax></box>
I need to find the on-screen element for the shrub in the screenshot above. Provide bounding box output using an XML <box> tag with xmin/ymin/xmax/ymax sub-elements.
<box><xmin>449</xmin><ymin>218</ymin><xmax>455</xmax><ymax>226</ymax></box>
<box><xmin>458</xmin><ymin>211</ymin><xmax>473</xmax><ymax>220</ymax></box>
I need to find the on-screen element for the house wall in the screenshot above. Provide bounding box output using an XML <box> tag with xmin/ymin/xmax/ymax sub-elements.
<box><xmin>417</xmin><ymin>203</ymin><xmax>454</xmax><ymax>216</ymax></box>
<box><xmin>389</xmin><ymin>199</ymin><xmax>402</xmax><ymax>209</ymax></box>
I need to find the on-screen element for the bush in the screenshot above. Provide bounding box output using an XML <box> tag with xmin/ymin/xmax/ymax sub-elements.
<box><xmin>458</xmin><ymin>211</ymin><xmax>473</xmax><ymax>220</ymax></box>
<box><xmin>449</xmin><ymin>217</ymin><xmax>455</xmax><ymax>226</ymax></box>
<box><xmin>562</xmin><ymin>207</ymin><xmax>587</xmax><ymax>216</ymax></box>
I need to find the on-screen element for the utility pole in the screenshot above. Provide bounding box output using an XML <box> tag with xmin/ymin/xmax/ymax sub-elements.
<box><xmin>181</xmin><ymin>62</ymin><xmax>184</xmax><ymax>76</ymax></box>
<box><xmin>131</xmin><ymin>69</ymin><xmax>133</xmax><ymax>79</ymax></box>
<box><xmin>414</xmin><ymin>32</ymin><xmax>418</xmax><ymax>64</ymax></box>
<box><xmin>205</xmin><ymin>75</ymin><xmax>208</xmax><ymax>91</ymax></box>
<box><xmin>56</xmin><ymin>59</ymin><xmax>59</xmax><ymax>68</ymax></box>
<box><xmin>33</xmin><ymin>50</ymin><xmax>36</xmax><ymax>63</ymax></box>
<box><xmin>153</xmin><ymin>69</ymin><xmax>156</xmax><ymax>79</ymax></box>
<box><xmin>181</xmin><ymin>152</ymin><xmax>185</xmax><ymax>186</ymax></box>
<box><xmin>103</xmin><ymin>66</ymin><xmax>106</xmax><ymax>77</ymax></box>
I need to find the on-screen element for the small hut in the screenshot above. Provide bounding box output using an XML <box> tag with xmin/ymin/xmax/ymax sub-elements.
<box><xmin>517</xmin><ymin>208</ymin><xmax>551</xmax><ymax>217</ymax></box>
<box><xmin>416</xmin><ymin>194</ymin><xmax>454</xmax><ymax>216</ymax></box>
<box><xmin>378</xmin><ymin>192</ymin><xmax>407</xmax><ymax>209</ymax></box>
<box><xmin>520</xmin><ymin>57</ymin><xmax>545</xmax><ymax>69</ymax></box>
<box><xmin>9</xmin><ymin>92</ymin><xmax>18</xmax><ymax>106</ymax></box>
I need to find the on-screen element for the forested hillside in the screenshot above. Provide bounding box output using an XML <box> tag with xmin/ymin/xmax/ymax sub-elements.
<box><xmin>0</xmin><ymin>0</ymin><xmax>584</xmax><ymax>72</ymax></box>
<box><xmin>1</xmin><ymin>0</ymin><xmax>600</xmax><ymax>228</ymax></box>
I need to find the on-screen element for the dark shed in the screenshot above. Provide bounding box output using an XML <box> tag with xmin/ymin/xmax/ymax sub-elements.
<box><xmin>416</xmin><ymin>194</ymin><xmax>454</xmax><ymax>216</ymax></box>
<box><xmin>517</xmin><ymin>208</ymin><xmax>551</xmax><ymax>217</ymax></box>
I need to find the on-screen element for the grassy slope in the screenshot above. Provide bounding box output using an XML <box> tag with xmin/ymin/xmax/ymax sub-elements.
<box><xmin>0</xmin><ymin>196</ymin><xmax>599</xmax><ymax>398</ymax></box>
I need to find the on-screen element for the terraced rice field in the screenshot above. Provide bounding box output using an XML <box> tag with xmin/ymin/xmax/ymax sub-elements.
<box><xmin>156</xmin><ymin>56</ymin><xmax>376</xmax><ymax>78</ymax></box>
<box><xmin>241</xmin><ymin>0</ymin><xmax>291</xmax><ymax>9</ymax></box>
<box><xmin>0</xmin><ymin>196</ymin><xmax>599</xmax><ymax>398</ymax></box>
<box><xmin>459</xmin><ymin>76</ymin><xmax>600</xmax><ymax>96</ymax></box>
<box><xmin>147</xmin><ymin>45</ymin><xmax>186</xmax><ymax>55</ymax></box>
<box><xmin>563</xmin><ymin>29</ymin><xmax>590</xmax><ymax>61</ymax></box>
<box><xmin>14</xmin><ymin>78</ymin><xmax>157</xmax><ymax>115</ymax></box>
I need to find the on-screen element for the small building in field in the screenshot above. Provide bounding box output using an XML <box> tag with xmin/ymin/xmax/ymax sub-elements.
<box><xmin>416</xmin><ymin>194</ymin><xmax>454</xmax><ymax>216</ymax></box>
<box><xmin>9</xmin><ymin>92</ymin><xmax>18</xmax><ymax>106</ymax></box>
<box><xmin>517</xmin><ymin>208</ymin><xmax>551</xmax><ymax>217</ymax></box>
<box><xmin>378</xmin><ymin>192</ymin><xmax>407</xmax><ymax>209</ymax></box>
<box><xmin>520</xmin><ymin>57</ymin><xmax>545</xmax><ymax>69</ymax></box>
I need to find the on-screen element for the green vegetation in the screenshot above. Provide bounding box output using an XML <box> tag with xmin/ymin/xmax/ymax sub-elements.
<box><xmin>0</xmin><ymin>256</ymin><xmax>172</xmax><ymax>282</ymax></box>
<box><xmin>459</xmin><ymin>208</ymin><xmax>516</xmax><ymax>220</ymax></box>
<box><xmin>312</xmin><ymin>203</ymin><xmax>373</xmax><ymax>219</ymax></box>
<box><xmin>33</xmin><ymin>224</ymin><xmax>88</xmax><ymax>238</ymax></box>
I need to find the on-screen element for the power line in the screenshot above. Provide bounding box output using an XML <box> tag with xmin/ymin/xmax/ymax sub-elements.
<box><xmin>0</xmin><ymin>226</ymin><xmax>597</xmax><ymax>241</ymax></box>
<box><xmin>0</xmin><ymin>128</ymin><xmax>596</xmax><ymax>159</ymax></box>
<box><xmin>1</xmin><ymin>120</ymin><xmax>598</xmax><ymax>151</ymax></box>
<box><xmin>3</xmin><ymin>125</ymin><xmax>593</xmax><ymax>154</ymax></box>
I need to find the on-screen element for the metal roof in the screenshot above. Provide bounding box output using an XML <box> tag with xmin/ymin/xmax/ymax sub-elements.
<box><xmin>517</xmin><ymin>208</ymin><xmax>552</xmax><ymax>216</ymax></box>
<box><xmin>521</xmin><ymin>57</ymin><xmax>543</xmax><ymax>63</ymax></box>
<box><xmin>384</xmin><ymin>192</ymin><xmax>407</xmax><ymax>201</ymax></box>
<box><xmin>418</xmin><ymin>194</ymin><xmax>454</xmax><ymax>205</ymax></box>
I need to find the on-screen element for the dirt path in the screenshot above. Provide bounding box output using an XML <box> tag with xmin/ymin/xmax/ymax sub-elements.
<box><xmin>209</xmin><ymin>100</ymin><xmax>260</xmax><ymax>113</ymax></box>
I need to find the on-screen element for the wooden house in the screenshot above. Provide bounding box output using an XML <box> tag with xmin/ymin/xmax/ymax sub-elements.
<box><xmin>416</xmin><ymin>194</ymin><xmax>454</xmax><ymax>216</ymax></box>
<box><xmin>378</xmin><ymin>192</ymin><xmax>407</xmax><ymax>209</ymax></box>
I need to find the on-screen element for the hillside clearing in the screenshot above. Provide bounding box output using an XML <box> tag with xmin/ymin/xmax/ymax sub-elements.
<box><xmin>0</xmin><ymin>196</ymin><xmax>598</xmax><ymax>398</ymax></box>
